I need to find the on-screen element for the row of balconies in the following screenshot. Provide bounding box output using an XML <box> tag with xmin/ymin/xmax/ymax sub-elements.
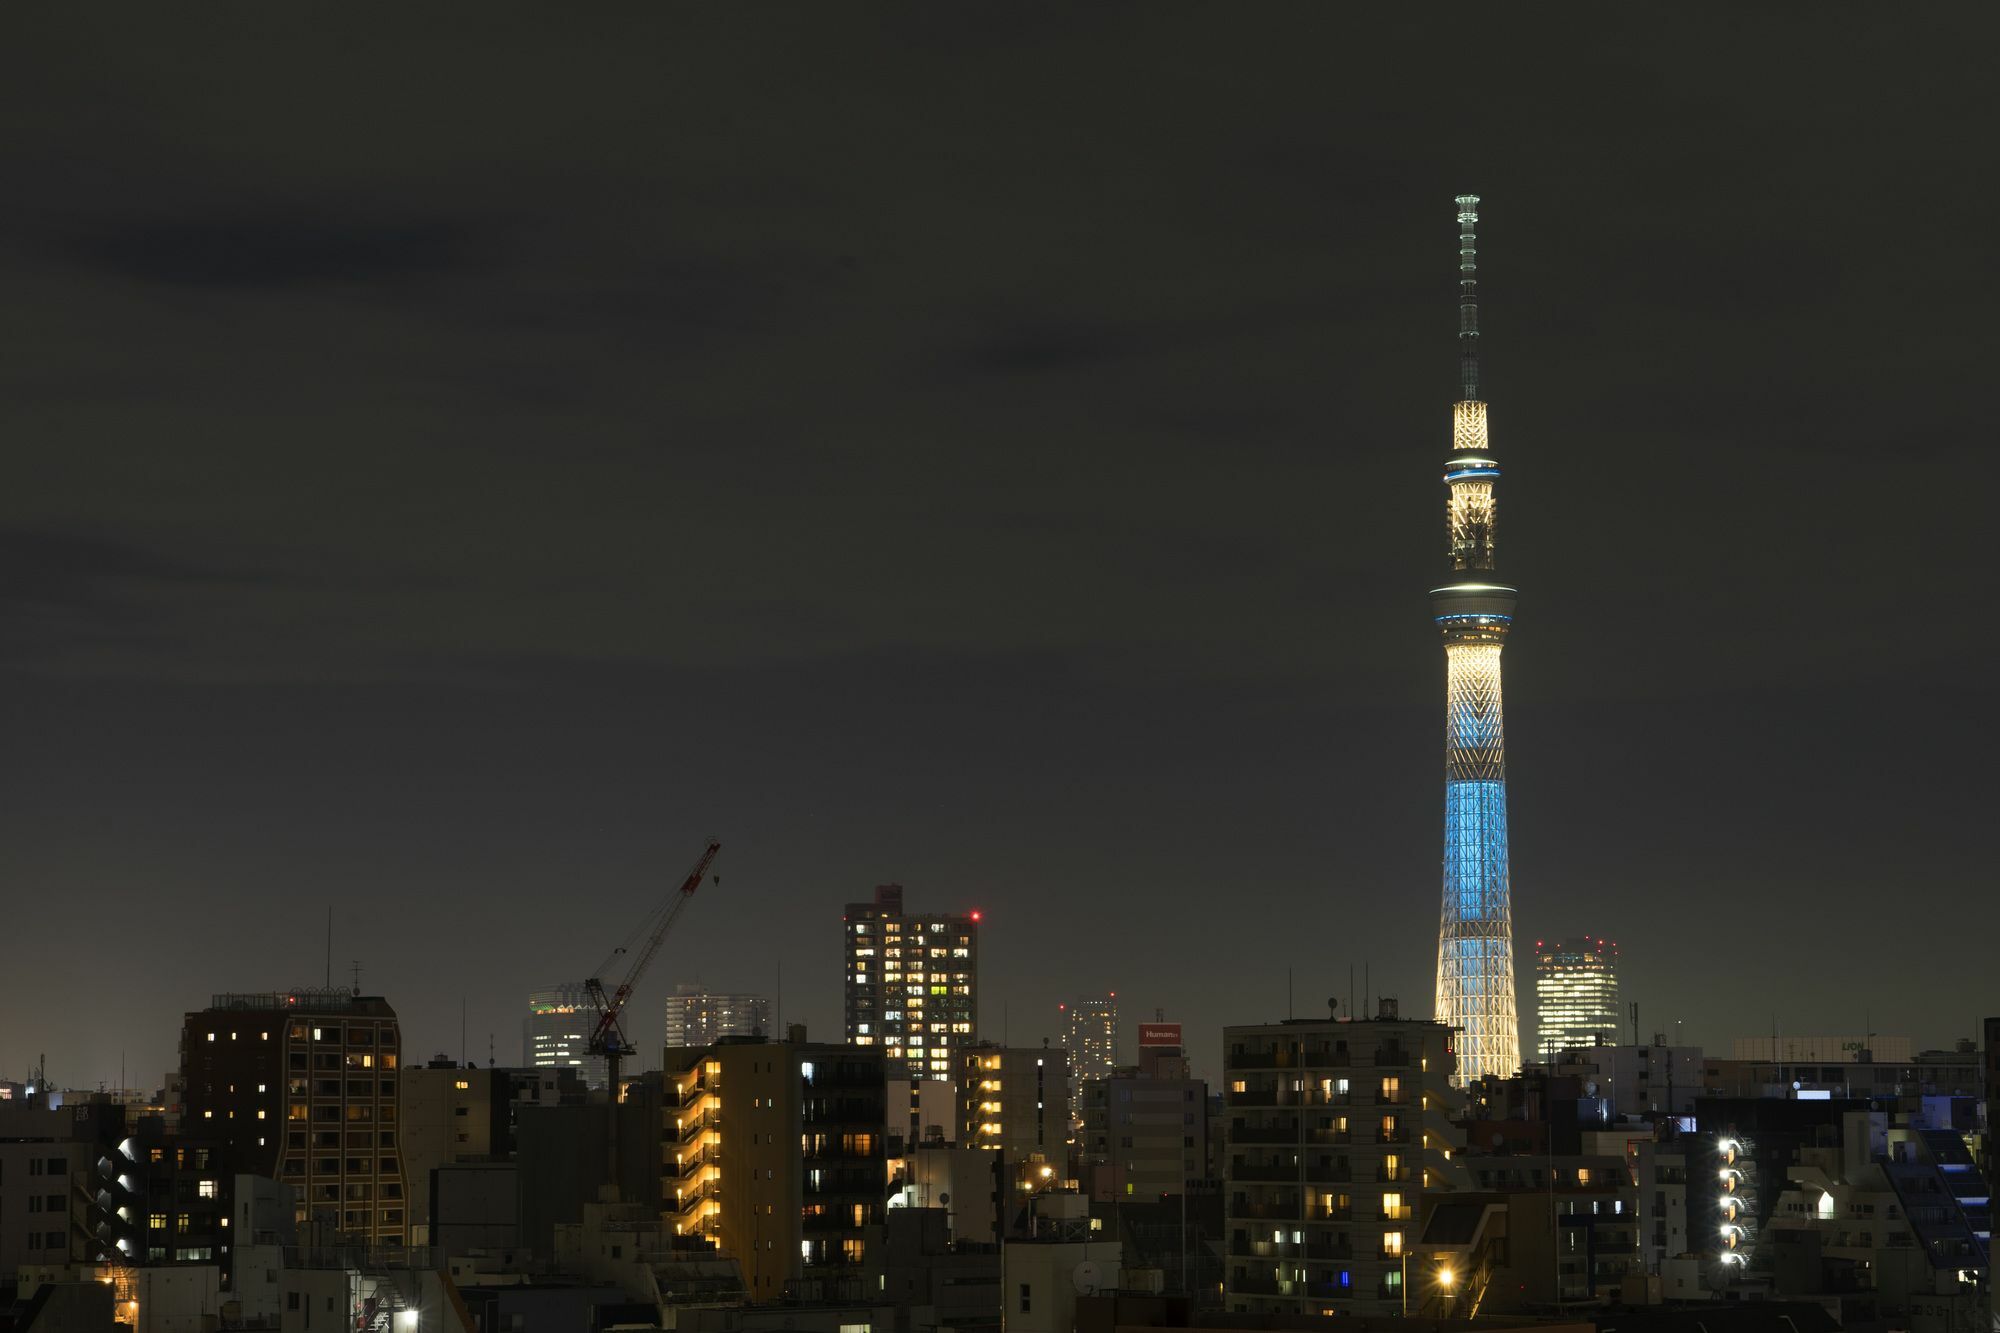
<box><xmin>1228</xmin><ymin>1238</ymin><xmax>1359</xmax><ymax>1262</ymax></box>
<box><xmin>1228</xmin><ymin>1274</ymin><xmax>1396</xmax><ymax>1300</ymax></box>
<box><xmin>1231</xmin><ymin>1163</ymin><xmax>1355</xmax><ymax>1184</ymax></box>
<box><xmin>1230</xmin><ymin>1161</ymin><xmax>1409</xmax><ymax>1191</ymax></box>
<box><xmin>1227</xmin><ymin>1090</ymin><xmax>1414</xmax><ymax>1113</ymax></box>
<box><xmin>1226</xmin><ymin>1048</ymin><xmax>1411</xmax><ymax>1071</ymax></box>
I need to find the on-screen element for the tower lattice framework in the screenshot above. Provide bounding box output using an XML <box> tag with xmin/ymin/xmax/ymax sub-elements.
<box><xmin>1430</xmin><ymin>195</ymin><xmax>1521</xmax><ymax>1085</ymax></box>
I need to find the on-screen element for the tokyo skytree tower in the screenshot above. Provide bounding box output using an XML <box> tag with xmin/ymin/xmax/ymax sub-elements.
<box><xmin>1429</xmin><ymin>194</ymin><xmax>1522</xmax><ymax>1084</ymax></box>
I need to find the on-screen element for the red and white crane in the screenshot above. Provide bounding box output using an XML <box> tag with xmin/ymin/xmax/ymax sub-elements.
<box><xmin>583</xmin><ymin>837</ymin><xmax>721</xmax><ymax>1189</ymax></box>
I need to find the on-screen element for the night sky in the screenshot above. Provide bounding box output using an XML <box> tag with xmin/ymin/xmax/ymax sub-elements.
<box><xmin>4</xmin><ymin>7</ymin><xmax>1993</xmax><ymax>1090</ymax></box>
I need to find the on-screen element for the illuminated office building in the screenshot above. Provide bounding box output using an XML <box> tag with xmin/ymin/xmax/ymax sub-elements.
<box><xmin>664</xmin><ymin>985</ymin><xmax>772</xmax><ymax>1050</ymax></box>
<box><xmin>524</xmin><ymin>982</ymin><xmax>607</xmax><ymax>1090</ymax></box>
<box><xmin>1533</xmin><ymin>937</ymin><xmax>1620</xmax><ymax>1059</ymax></box>
<box><xmin>843</xmin><ymin>885</ymin><xmax>978</xmax><ymax>1083</ymax></box>
<box><xmin>1430</xmin><ymin>194</ymin><xmax>1523</xmax><ymax>1084</ymax></box>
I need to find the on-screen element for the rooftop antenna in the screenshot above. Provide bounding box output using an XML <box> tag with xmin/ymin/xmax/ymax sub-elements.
<box><xmin>325</xmin><ymin>906</ymin><xmax>333</xmax><ymax>989</ymax></box>
<box><xmin>350</xmin><ymin>959</ymin><xmax>362</xmax><ymax>996</ymax></box>
<box><xmin>1456</xmin><ymin>193</ymin><xmax>1481</xmax><ymax>401</ymax></box>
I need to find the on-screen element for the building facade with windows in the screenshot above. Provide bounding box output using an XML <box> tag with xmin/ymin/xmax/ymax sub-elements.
<box><xmin>664</xmin><ymin>985</ymin><xmax>773</xmax><ymax>1051</ymax></box>
<box><xmin>1533</xmin><ymin>937</ymin><xmax>1620</xmax><ymax>1060</ymax></box>
<box><xmin>0</xmin><ymin>1099</ymin><xmax>139</xmax><ymax>1277</ymax></box>
<box><xmin>843</xmin><ymin>885</ymin><xmax>978</xmax><ymax>1083</ymax></box>
<box><xmin>669</xmin><ymin>1033</ymin><xmax>888</xmax><ymax>1300</ymax></box>
<box><xmin>524</xmin><ymin>983</ymin><xmax>608</xmax><ymax>1090</ymax></box>
<box><xmin>1221</xmin><ymin>1008</ymin><xmax>1466</xmax><ymax>1316</ymax></box>
<box><xmin>1061</xmin><ymin>995</ymin><xmax>1118</xmax><ymax>1127</ymax></box>
<box><xmin>177</xmin><ymin>990</ymin><xmax>409</xmax><ymax>1246</ymax></box>
<box><xmin>1082</xmin><ymin>1068</ymin><xmax>1208</xmax><ymax>1204</ymax></box>
<box><xmin>957</xmin><ymin>1043</ymin><xmax>1071</xmax><ymax>1184</ymax></box>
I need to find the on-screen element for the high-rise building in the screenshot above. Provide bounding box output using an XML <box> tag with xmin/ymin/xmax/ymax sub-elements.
<box><xmin>668</xmin><ymin>1033</ymin><xmax>887</xmax><ymax>1298</ymax></box>
<box><xmin>843</xmin><ymin>884</ymin><xmax>978</xmax><ymax>1083</ymax></box>
<box><xmin>1221</xmin><ymin>1005</ymin><xmax>1465</xmax><ymax>1315</ymax></box>
<box><xmin>1430</xmin><ymin>193</ymin><xmax>1523</xmax><ymax>1085</ymax></box>
<box><xmin>177</xmin><ymin>989</ymin><xmax>409</xmax><ymax>1245</ymax></box>
<box><xmin>1061</xmin><ymin>994</ymin><xmax>1118</xmax><ymax>1127</ymax></box>
<box><xmin>1533</xmin><ymin>936</ymin><xmax>1620</xmax><ymax>1059</ymax></box>
<box><xmin>523</xmin><ymin>983</ymin><xmax>608</xmax><ymax>1089</ymax></box>
<box><xmin>664</xmin><ymin>985</ymin><xmax>772</xmax><ymax>1050</ymax></box>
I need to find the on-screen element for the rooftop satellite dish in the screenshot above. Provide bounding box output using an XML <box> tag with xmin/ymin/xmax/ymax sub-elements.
<box><xmin>1490</xmin><ymin>1132</ymin><xmax>1504</xmax><ymax>1149</ymax></box>
<box><xmin>939</xmin><ymin>1192</ymin><xmax>950</xmax><ymax>1206</ymax></box>
<box><xmin>1586</xmin><ymin>1081</ymin><xmax>1600</xmax><ymax>1097</ymax></box>
<box><xmin>1073</xmin><ymin>1260</ymin><xmax>1104</xmax><ymax>1295</ymax></box>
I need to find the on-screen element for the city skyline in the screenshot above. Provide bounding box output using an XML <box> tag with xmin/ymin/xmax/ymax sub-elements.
<box><xmin>3</xmin><ymin>8</ymin><xmax>1994</xmax><ymax>1089</ymax></box>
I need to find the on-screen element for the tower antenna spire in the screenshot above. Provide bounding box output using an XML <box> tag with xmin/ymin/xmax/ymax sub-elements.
<box><xmin>1457</xmin><ymin>193</ymin><xmax>1481</xmax><ymax>402</ymax></box>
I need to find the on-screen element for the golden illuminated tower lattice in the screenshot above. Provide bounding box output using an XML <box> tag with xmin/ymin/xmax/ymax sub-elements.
<box><xmin>1429</xmin><ymin>194</ymin><xmax>1522</xmax><ymax>1085</ymax></box>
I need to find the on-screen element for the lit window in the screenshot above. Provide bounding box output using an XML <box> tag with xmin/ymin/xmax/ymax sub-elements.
<box><xmin>1383</xmin><ymin>1230</ymin><xmax>1404</xmax><ymax>1256</ymax></box>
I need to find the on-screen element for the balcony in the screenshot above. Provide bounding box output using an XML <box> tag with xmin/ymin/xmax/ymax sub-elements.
<box><xmin>1306</xmin><ymin>1240</ymin><xmax>1355</xmax><ymax>1262</ymax></box>
<box><xmin>1231</xmin><ymin>1123</ymin><xmax>1302</xmax><ymax>1144</ymax></box>
<box><xmin>1228</xmin><ymin>1238</ymin><xmax>1302</xmax><ymax>1260</ymax></box>
<box><xmin>1376</xmin><ymin>1165</ymin><xmax>1411</xmax><ymax>1183</ymax></box>
<box><xmin>1305</xmin><ymin>1164</ymin><xmax>1352</xmax><ymax>1184</ymax></box>
<box><xmin>1231</xmin><ymin>1163</ymin><xmax>1302</xmax><ymax>1183</ymax></box>
<box><xmin>1228</xmin><ymin>1048</ymin><xmax>1347</xmax><ymax>1071</ymax></box>
<box><xmin>1307</xmin><ymin>1130</ymin><xmax>1351</xmax><ymax>1146</ymax></box>
<box><xmin>1229</xmin><ymin>1200</ymin><xmax>1304</xmax><ymax>1222</ymax></box>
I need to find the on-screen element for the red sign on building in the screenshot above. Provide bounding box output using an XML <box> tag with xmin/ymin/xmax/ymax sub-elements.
<box><xmin>1138</xmin><ymin>1023</ymin><xmax>1182</xmax><ymax>1048</ymax></box>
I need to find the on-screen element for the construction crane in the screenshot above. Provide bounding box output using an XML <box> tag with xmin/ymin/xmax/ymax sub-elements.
<box><xmin>584</xmin><ymin>837</ymin><xmax>721</xmax><ymax>1194</ymax></box>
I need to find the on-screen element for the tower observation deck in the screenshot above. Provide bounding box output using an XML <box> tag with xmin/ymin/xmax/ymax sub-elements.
<box><xmin>1429</xmin><ymin>194</ymin><xmax>1521</xmax><ymax>1085</ymax></box>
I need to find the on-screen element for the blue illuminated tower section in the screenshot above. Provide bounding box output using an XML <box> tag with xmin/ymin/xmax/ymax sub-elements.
<box><xmin>1429</xmin><ymin>194</ymin><xmax>1522</xmax><ymax>1085</ymax></box>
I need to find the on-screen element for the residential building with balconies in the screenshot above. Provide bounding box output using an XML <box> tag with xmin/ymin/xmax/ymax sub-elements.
<box><xmin>1221</xmin><ymin>1003</ymin><xmax>1465</xmax><ymax>1315</ymax></box>
<box><xmin>668</xmin><ymin>1030</ymin><xmax>888</xmax><ymax>1301</ymax></box>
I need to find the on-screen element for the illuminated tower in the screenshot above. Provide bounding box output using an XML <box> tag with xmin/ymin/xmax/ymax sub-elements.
<box><xmin>1430</xmin><ymin>194</ymin><xmax>1522</xmax><ymax>1084</ymax></box>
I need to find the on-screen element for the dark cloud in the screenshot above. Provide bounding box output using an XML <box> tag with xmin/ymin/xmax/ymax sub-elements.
<box><xmin>0</xmin><ymin>4</ymin><xmax>1992</xmax><ymax>1086</ymax></box>
<box><xmin>44</xmin><ymin>214</ymin><xmax>485</xmax><ymax>290</ymax></box>
<box><xmin>0</xmin><ymin>528</ymin><xmax>254</xmax><ymax>609</ymax></box>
